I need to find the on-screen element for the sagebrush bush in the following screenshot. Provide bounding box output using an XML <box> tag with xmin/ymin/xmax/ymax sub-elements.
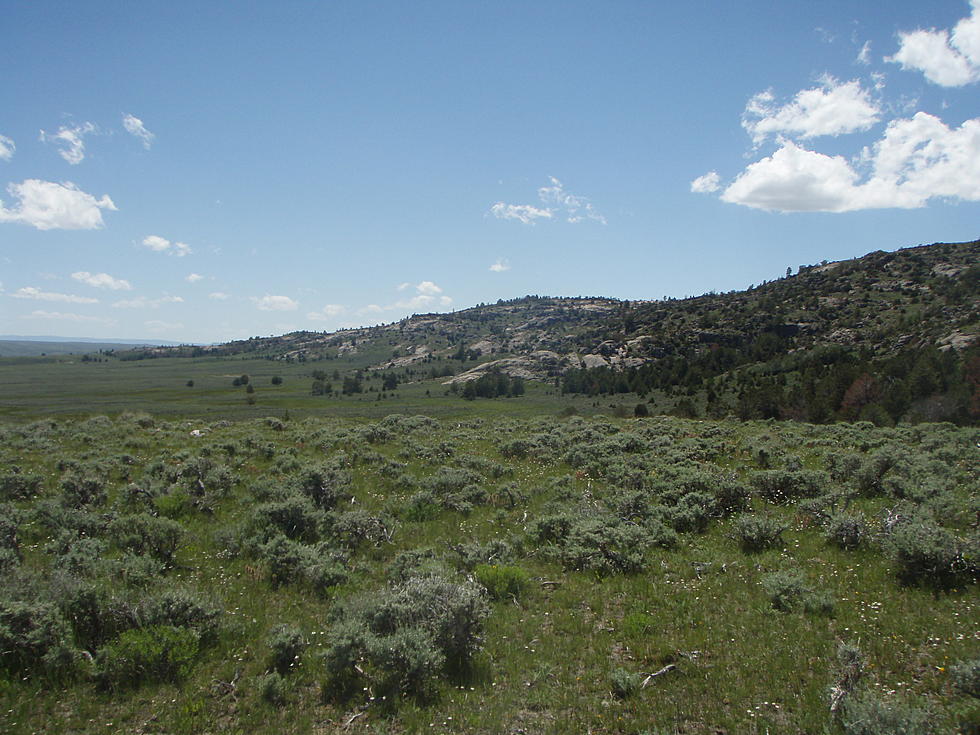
<box><xmin>950</xmin><ymin>658</ymin><xmax>980</xmax><ymax>698</ymax></box>
<box><xmin>141</xmin><ymin>589</ymin><xmax>222</xmax><ymax>642</ymax></box>
<box><xmin>268</xmin><ymin>623</ymin><xmax>307</xmax><ymax>675</ymax></box>
<box><xmin>888</xmin><ymin>519</ymin><xmax>969</xmax><ymax>589</ymax></box>
<box><xmin>609</xmin><ymin>667</ymin><xmax>642</xmax><ymax>698</ymax></box>
<box><xmin>0</xmin><ymin>599</ymin><xmax>79</xmax><ymax>677</ymax></box>
<box><xmin>257</xmin><ymin>671</ymin><xmax>289</xmax><ymax>706</ymax></box>
<box><xmin>750</xmin><ymin>469</ymin><xmax>827</xmax><ymax>504</ymax></box>
<box><xmin>825</xmin><ymin>513</ymin><xmax>868</xmax><ymax>550</ymax></box>
<box><xmin>0</xmin><ymin>470</ymin><xmax>42</xmax><ymax>501</ymax></box>
<box><xmin>840</xmin><ymin>691</ymin><xmax>932</xmax><ymax>735</ymax></box>
<box><xmin>761</xmin><ymin>569</ymin><xmax>834</xmax><ymax>615</ymax></box>
<box><xmin>733</xmin><ymin>514</ymin><xmax>786</xmax><ymax>552</ymax></box>
<box><xmin>97</xmin><ymin>624</ymin><xmax>199</xmax><ymax>690</ymax></box>
<box><xmin>323</xmin><ymin>573</ymin><xmax>489</xmax><ymax>700</ymax></box>
<box><xmin>109</xmin><ymin>513</ymin><xmax>184</xmax><ymax>565</ymax></box>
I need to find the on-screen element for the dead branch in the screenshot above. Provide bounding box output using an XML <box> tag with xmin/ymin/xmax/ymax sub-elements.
<box><xmin>641</xmin><ymin>664</ymin><xmax>676</xmax><ymax>687</ymax></box>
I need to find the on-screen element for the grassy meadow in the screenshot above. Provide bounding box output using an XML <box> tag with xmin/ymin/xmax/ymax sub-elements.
<box><xmin>0</xmin><ymin>353</ymin><xmax>977</xmax><ymax>734</ymax></box>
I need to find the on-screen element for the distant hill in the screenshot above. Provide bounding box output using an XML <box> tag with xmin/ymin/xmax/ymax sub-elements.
<box><xmin>118</xmin><ymin>239</ymin><xmax>979</xmax><ymax>424</ymax></box>
<box><xmin>0</xmin><ymin>337</ymin><xmax>180</xmax><ymax>357</ymax></box>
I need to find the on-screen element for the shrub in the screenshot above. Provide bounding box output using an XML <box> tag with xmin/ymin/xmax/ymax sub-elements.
<box><xmin>733</xmin><ymin>514</ymin><xmax>787</xmax><ymax>552</ymax></box>
<box><xmin>950</xmin><ymin>658</ymin><xmax>980</xmax><ymax>698</ymax></box>
<box><xmin>668</xmin><ymin>491</ymin><xmax>715</xmax><ymax>533</ymax></box>
<box><xmin>474</xmin><ymin>564</ymin><xmax>530</xmax><ymax>601</ymax></box>
<box><xmin>257</xmin><ymin>671</ymin><xmax>289</xmax><ymax>706</ymax></box>
<box><xmin>295</xmin><ymin>464</ymin><xmax>353</xmax><ymax>510</ymax></box>
<box><xmin>888</xmin><ymin>519</ymin><xmax>969</xmax><ymax>589</ymax></box>
<box><xmin>761</xmin><ymin>570</ymin><xmax>834</xmax><ymax>615</ymax></box>
<box><xmin>825</xmin><ymin>513</ymin><xmax>868</xmax><ymax>550</ymax></box>
<box><xmin>141</xmin><ymin>589</ymin><xmax>222</xmax><ymax>642</ymax></box>
<box><xmin>60</xmin><ymin>474</ymin><xmax>107</xmax><ymax>508</ymax></box>
<box><xmin>0</xmin><ymin>470</ymin><xmax>42</xmax><ymax>500</ymax></box>
<box><xmin>323</xmin><ymin>574</ymin><xmax>489</xmax><ymax>699</ymax></box>
<box><xmin>750</xmin><ymin>469</ymin><xmax>827</xmax><ymax>504</ymax></box>
<box><xmin>97</xmin><ymin>625</ymin><xmax>199</xmax><ymax>690</ymax></box>
<box><xmin>610</xmin><ymin>667</ymin><xmax>642</xmax><ymax>698</ymax></box>
<box><xmin>109</xmin><ymin>513</ymin><xmax>184</xmax><ymax>565</ymax></box>
<box><xmin>248</xmin><ymin>495</ymin><xmax>325</xmax><ymax>545</ymax></box>
<box><xmin>0</xmin><ymin>599</ymin><xmax>79</xmax><ymax>677</ymax></box>
<box><xmin>839</xmin><ymin>691</ymin><xmax>932</xmax><ymax>735</ymax></box>
<box><xmin>268</xmin><ymin>624</ymin><xmax>307</xmax><ymax>675</ymax></box>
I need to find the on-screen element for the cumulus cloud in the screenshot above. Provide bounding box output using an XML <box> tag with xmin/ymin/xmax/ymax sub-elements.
<box><xmin>490</xmin><ymin>177</ymin><xmax>605</xmax><ymax>225</ymax></box>
<box><xmin>113</xmin><ymin>295</ymin><xmax>184</xmax><ymax>309</ymax></box>
<box><xmin>887</xmin><ymin>0</ymin><xmax>980</xmax><ymax>86</ymax></box>
<box><xmin>489</xmin><ymin>259</ymin><xmax>511</xmax><ymax>272</ymax></box>
<box><xmin>0</xmin><ymin>134</ymin><xmax>14</xmax><ymax>161</ymax></box>
<box><xmin>742</xmin><ymin>77</ymin><xmax>880</xmax><ymax>144</ymax></box>
<box><xmin>721</xmin><ymin>112</ymin><xmax>980</xmax><ymax>212</ymax></box>
<box><xmin>12</xmin><ymin>286</ymin><xmax>98</xmax><ymax>304</ymax></box>
<box><xmin>141</xmin><ymin>235</ymin><xmax>192</xmax><ymax>256</ymax></box>
<box><xmin>209</xmin><ymin>292</ymin><xmax>230</xmax><ymax>300</ymax></box>
<box><xmin>71</xmin><ymin>271</ymin><xmax>132</xmax><ymax>290</ymax></box>
<box><xmin>252</xmin><ymin>294</ymin><xmax>299</xmax><ymax>311</ymax></box>
<box><xmin>690</xmin><ymin>171</ymin><xmax>721</xmax><ymax>193</ymax></box>
<box><xmin>22</xmin><ymin>310</ymin><xmax>116</xmax><ymax>325</ymax></box>
<box><xmin>185</xmin><ymin>273</ymin><xmax>204</xmax><ymax>283</ymax></box>
<box><xmin>0</xmin><ymin>179</ymin><xmax>116</xmax><ymax>230</ymax></box>
<box><xmin>122</xmin><ymin>114</ymin><xmax>155</xmax><ymax>148</ymax></box>
<box><xmin>39</xmin><ymin>122</ymin><xmax>96</xmax><ymax>165</ymax></box>
<box><xmin>307</xmin><ymin>304</ymin><xmax>347</xmax><ymax>321</ymax></box>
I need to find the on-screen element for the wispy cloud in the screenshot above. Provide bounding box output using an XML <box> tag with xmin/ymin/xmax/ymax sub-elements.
<box><xmin>209</xmin><ymin>292</ymin><xmax>230</xmax><ymax>301</ymax></box>
<box><xmin>489</xmin><ymin>259</ymin><xmax>511</xmax><ymax>273</ymax></box>
<box><xmin>142</xmin><ymin>235</ymin><xmax>192</xmax><ymax>256</ymax></box>
<box><xmin>113</xmin><ymin>295</ymin><xmax>184</xmax><ymax>309</ymax></box>
<box><xmin>307</xmin><ymin>303</ymin><xmax>347</xmax><ymax>321</ymax></box>
<box><xmin>40</xmin><ymin>122</ymin><xmax>96</xmax><ymax>165</ymax></box>
<box><xmin>887</xmin><ymin>0</ymin><xmax>980</xmax><ymax>86</ymax></box>
<box><xmin>122</xmin><ymin>114</ymin><xmax>155</xmax><ymax>149</ymax></box>
<box><xmin>21</xmin><ymin>310</ymin><xmax>116</xmax><ymax>325</ymax></box>
<box><xmin>490</xmin><ymin>177</ymin><xmax>605</xmax><ymax>225</ymax></box>
<box><xmin>0</xmin><ymin>180</ymin><xmax>116</xmax><ymax>230</ymax></box>
<box><xmin>0</xmin><ymin>134</ymin><xmax>14</xmax><ymax>162</ymax></box>
<box><xmin>252</xmin><ymin>294</ymin><xmax>299</xmax><ymax>311</ymax></box>
<box><xmin>72</xmin><ymin>271</ymin><xmax>132</xmax><ymax>290</ymax></box>
<box><xmin>12</xmin><ymin>286</ymin><xmax>98</xmax><ymax>304</ymax></box>
<box><xmin>185</xmin><ymin>273</ymin><xmax>204</xmax><ymax>283</ymax></box>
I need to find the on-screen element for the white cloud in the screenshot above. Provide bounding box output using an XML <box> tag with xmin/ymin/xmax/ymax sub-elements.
<box><xmin>491</xmin><ymin>177</ymin><xmax>605</xmax><ymax>225</ymax></box>
<box><xmin>489</xmin><ymin>259</ymin><xmax>511</xmax><ymax>272</ymax></box>
<box><xmin>71</xmin><ymin>271</ymin><xmax>132</xmax><ymax>290</ymax></box>
<box><xmin>489</xmin><ymin>202</ymin><xmax>553</xmax><ymax>225</ymax></box>
<box><xmin>0</xmin><ymin>179</ymin><xmax>116</xmax><ymax>230</ymax></box>
<box><xmin>362</xmin><ymin>281</ymin><xmax>453</xmax><ymax>313</ymax></box>
<box><xmin>22</xmin><ymin>310</ymin><xmax>116</xmax><ymax>325</ymax></box>
<box><xmin>857</xmin><ymin>41</ymin><xmax>872</xmax><ymax>65</ymax></box>
<box><xmin>887</xmin><ymin>0</ymin><xmax>980</xmax><ymax>86</ymax></box>
<box><xmin>690</xmin><ymin>171</ymin><xmax>721</xmax><ymax>193</ymax></box>
<box><xmin>122</xmin><ymin>114</ymin><xmax>155</xmax><ymax>149</ymax></box>
<box><xmin>538</xmin><ymin>177</ymin><xmax>607</xmax><ymax>224</ymax></box>
<box><xmin>141</xmin><ymin>235</ymin><xmax>192</xmax><ymax>256</ymax></box>
<box><xmin>144</xmin><ymin>320</ymin><xmax>183</xmax><ymax>332</ymax></box>
<box><xmin>185</xmin><ymin>273</ymin><xmax>204</xmax><ymax>283</ymax></box>
<box><xmin>742</xmin><ymin>77</ymin><xmax>880</xmax><ymax>144</ymax></box>
<box><xmin>209</xmin><ymin>292</ymin><xmax>230</xmax><ymax>300</ymax></box>
<box><xmin>39</xmin><ymin>122</ymin><xmax>96</xmax><ymax>165</ymax></box>
<box><xmin>721</xmin><ymin>113</ymin><xmax>980</xmax><ymax>212</ymax></box>
<box><xmin>12</xmin><ymin>286</ymin><xmax>98</xmax><ymax>304</ymax></box>
<box><xmin>307</xmin><ymin>304</ymin><xmax>347</xmax><ymax>321</ymax></box>
<box><xmin>113</xmin><ymin>295</ymin><xmax>184</xmax><ymax>309</ymax></box>
<box><xmin>0</xmin><ymin>134</ymin><xmax>14</xmax><ymax>161</ymax></box>
<box><xmin>253</xmin><ymin>294</ymin><xmax>299</xmax><ymax>311</ymax></box>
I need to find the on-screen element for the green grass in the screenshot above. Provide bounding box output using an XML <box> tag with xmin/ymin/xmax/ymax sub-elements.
<box><xmin>0</xmin><ymin>386</ymin><xmax>976</xmax><ymax>733</ymax></box>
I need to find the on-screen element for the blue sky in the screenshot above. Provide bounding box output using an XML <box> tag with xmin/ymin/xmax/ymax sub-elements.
<box><xmin>2</xmin><ymin>1</ymin><xmax>978</xmax><ymax>343</ymax></box>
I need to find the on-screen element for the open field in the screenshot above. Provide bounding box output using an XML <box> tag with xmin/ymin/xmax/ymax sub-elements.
<box><xmin>1</xmin><ymin>404</ymin><xmax>977</xmax><ymax>734</ymax></box>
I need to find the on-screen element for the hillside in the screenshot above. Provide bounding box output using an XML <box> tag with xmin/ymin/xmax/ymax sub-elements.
<box><xmin>120</xmin><ymin>239</ymin><xmax>980</xmax><ymax>425</ymax></box>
